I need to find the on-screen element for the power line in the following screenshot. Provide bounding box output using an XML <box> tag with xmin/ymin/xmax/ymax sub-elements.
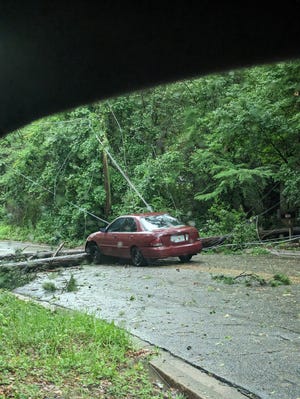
<box><xmin>16</xmin><ymin>172</ymin><xmax>109</xmax><ymax>225</ymax></box>
<box><xmin>95</xmin><ymin>135</ymin><xmax>153</xmax><ymax>212</ymax></box>
<box><xmin>202</xmin><ymin>235</ymin><xmax>300</xmax><ymax>251</ymax></box>
<box><xmin>107</xmin><ymin>101</ymin><xmax>127</xmax><ymax>168</ymax></box>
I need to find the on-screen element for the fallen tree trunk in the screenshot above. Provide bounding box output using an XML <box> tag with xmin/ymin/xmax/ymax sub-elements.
<box><xmin>52</xmin><ymin>241</ymin><xmax>65</xmax><ymax>257</ymax></box>
<box><xmin>0</xmin><ymin>253</ymin><xmax>88</xmax><ymax>272</ymax></box>
<box><xmin>0</xmin><ymin>249</ymin><xmax>85</xmax><ymax>262</ymax></box>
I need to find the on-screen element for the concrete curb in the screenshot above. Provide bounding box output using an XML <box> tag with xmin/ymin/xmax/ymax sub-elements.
<box><xmin>13</xmin><ymin>293</ymin><xmax>254</xmax><ymax>399</ymax></box>
<box><xmin>149</xmin><ymin>350</ymin><xmax>251</xmax><ymax>399</ymax></box>
<box><xmin>119</xmin><ymin>334</ymin><xmax>257</xmax><ymax>399</ymax></box>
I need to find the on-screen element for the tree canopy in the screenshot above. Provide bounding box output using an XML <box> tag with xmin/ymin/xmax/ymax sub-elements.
<box><xmin>0</xmin><ymin>60</ymin><xmax>299</xmax><ymax>244</ymax></box>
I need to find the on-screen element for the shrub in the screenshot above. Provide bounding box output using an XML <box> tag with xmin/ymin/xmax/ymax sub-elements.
<box><xmin>42</xmin><ymin>281</ymin><xmax>57</xmax><ymax>292</ymax></box>
<box><xmin>65</xmin><ymin>274</ymin><xmax>78</xmax><ymax>292</ymax></box>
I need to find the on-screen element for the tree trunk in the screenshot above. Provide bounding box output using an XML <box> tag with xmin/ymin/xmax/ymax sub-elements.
<box><xmin>0</xmin><ymin>253</ymin><xmax>87</xmax><ymax>272</ymax></box>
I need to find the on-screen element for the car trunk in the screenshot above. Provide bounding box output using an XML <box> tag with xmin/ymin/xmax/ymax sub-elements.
<box><xmin>157</xmin><ymin>227</ymin><xmax>198</xmax><ymax>246</ymax></box>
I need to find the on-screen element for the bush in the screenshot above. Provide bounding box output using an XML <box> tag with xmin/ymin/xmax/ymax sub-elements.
<box><xmin>270</xmin><ymin>274</ymin><xmax>291</xmax><ymax>287</ymax></box>
<box><xmin>201</xmin><ymin>204</ymin><xmax>257</xmax><ymax>249</ymax></box>
<box><xmin>65</xmin><ymin>274</ymin><xmax>78</xmax><ymax>292</ymax></box>
<box><xmin>42</xmin><ymin>281</ymin><xmax>57</xmax><ymax>292</ymax></box>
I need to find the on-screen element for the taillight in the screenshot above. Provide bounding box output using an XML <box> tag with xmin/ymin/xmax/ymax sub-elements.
<box><xmin>150</xmin><ymin>237</ymin><xmax>163</xmax><ymax>247</ymax></box>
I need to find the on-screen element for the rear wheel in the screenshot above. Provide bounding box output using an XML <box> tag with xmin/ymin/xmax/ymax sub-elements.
<box><xmin>131</xmin><ymin>246</ymin><xmax>148</xmax><ymax>267</ymax></box>
<box><xmin>86</xmin><ymin>243</ymin><xmax>102</xmax><ymax>264</ymax></box>
<box><xmin>179</xmin><ymin>255</ymin><xmax>192</xmax><ymax>263</ymax></box>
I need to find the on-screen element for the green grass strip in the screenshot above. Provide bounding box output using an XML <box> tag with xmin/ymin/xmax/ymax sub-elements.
<box><xmin>0</xmin><ymin>290</ymin><xmax>180</xmax><ymax>398</ymax></box>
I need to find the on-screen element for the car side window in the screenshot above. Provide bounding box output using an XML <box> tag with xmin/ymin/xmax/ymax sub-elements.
<box><xmin>123</xmin><ymin>217</ymin><xmax>137</xmax><ymax>232</ymax></box>
<box><xmin>107</xmin><ymin>218</ymin><xmax>125</xmax><ymax>232</ymax></box>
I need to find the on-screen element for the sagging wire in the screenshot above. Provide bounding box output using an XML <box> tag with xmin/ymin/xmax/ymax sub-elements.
<box><xmin>105</xmin><ymin>102</ymin><xmax>156</xmax><ymax>211</ymax></box>
<box><xmin>16</xmin><ymin>171</ymin><xmax>109</xmax><ymax>225</ymax></box>
<box><xmin>53</xmin><ymin>150</ymin><xmax>72</xmax><ymax>200</ymax></box>
<box><xmin>18</xmin><ymin>114</ymin><xmax>153</xmax><ymax>218</ymax></box>
<box><xmin>107</xmin><ymin>101</ymin><xmax>127</xmax><ymax>169</ymax></box>
<box><xmin>87</xmin><ymin>115</ymin><xmax>153</xmax><ymax>211</ymax></box>
<box><xmin>246</xmin><ymin>181</ymin><xmax>280</xmax><ymax>217</ymax></box>
<box><xmin>202</xmin><ymin>235</ymin><xmax>300</xmax><ymax>251</ymax></box>
<box><xmin>95</xmin><ymin>135</ymin><xmax>153</xmax><ymax>212</ymax></box>
<box><xmin>14</xmin><ymin>116</ymin><xmax>293</xmax><ymax>242</ymax></box>
<box><xmin>255</xmin><ymin>200</ymin><xmax>282</xmax><ymax>218</ymax></box>
<box><xmin>151</xmin><ymin>144</ymin><xmax>178</xmax><ymax>213</ymax></box>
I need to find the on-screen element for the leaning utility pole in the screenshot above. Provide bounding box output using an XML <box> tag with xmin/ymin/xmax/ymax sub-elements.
<box><xmin>96</xmin><ymin>135</ymin><xmax>153</xmax><ymax>212</ymax></box>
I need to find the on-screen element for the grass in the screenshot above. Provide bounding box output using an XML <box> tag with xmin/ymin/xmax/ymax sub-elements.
<box><xmin>269</xmin><ymin>273</ymin><xmax>291</xmax><ymax>287</ymax></box>
<box><xmin>211</xmin><ymin>273</ymin><xmax>291</xmax><ymax>287</ymax></box>
<box><xmin>0</xmin><ymin>290</ymin><xmax>184</xmax><ymax>399</ymax></box>
<box><xmin>0</xmin><ymin>223</ymin><xmax>82</xmax><ymax>250</ymax></box>
<box><xmin>0</xmin><ymin>224</ymin><xmax>31</xmax><ymax>241</ymax></box>
<box><xmin>211</xmin><ymin>275</ymin><xmax>236</xmax><ymax>285</ymax></box>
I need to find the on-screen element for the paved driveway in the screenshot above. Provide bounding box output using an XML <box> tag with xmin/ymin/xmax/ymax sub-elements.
<box><xmin>13</xmin><ymin>253</ymin><xmax>300</xmax><ymax>399</ymax></box>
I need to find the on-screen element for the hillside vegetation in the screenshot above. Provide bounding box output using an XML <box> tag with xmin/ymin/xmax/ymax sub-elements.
<box><xmin>0</xmin><ymin>60</ymin><xmax>299</xmax><ymax>245</ymax></box>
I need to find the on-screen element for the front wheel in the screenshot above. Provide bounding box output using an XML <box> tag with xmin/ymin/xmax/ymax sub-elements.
<box><xmin>179</xmin><ymin>255</ymin><xmax>192</xmax><ymax>263</ymax></box>
<box><xmin>86</xmin><ymin>243</ymin><xmax>102</xmax><ymax>264</ymax></box>
<box><xmin>131</xmin><ymin>247</ymin><xmax>148</xmax><ymax>267</ymax></box>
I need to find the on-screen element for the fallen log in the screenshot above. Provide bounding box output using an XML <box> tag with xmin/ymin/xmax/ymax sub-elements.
<box><xmin>0</xmin><ymin>253</ymin><xmax>88</xmax><ymax>272</ymax></box>
<box><xmin>52</xmin><ymin>241</ymin><xmax>65</xmax><ymax>257</ymax></box>
<box><xmin>0</xmin><ymin>248</ymin><xmax>85</xmax><ymax>262</ymax></box>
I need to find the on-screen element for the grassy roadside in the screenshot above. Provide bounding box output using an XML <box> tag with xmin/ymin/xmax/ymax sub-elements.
<box><xmin>0</xmin><ymin>291</ymin><xmax>183</xmax><ymax>399</ymax></box>
<box><xmin>0</xmin><ymin>224</ymin><xmax>82</xmax><ymax>248</ymax></box>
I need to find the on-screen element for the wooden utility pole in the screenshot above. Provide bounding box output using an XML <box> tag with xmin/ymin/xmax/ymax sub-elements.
<box><xmin>102</xmin><ymin>148</ymin><xmax>111</xmax><ymax>218</ymax></box>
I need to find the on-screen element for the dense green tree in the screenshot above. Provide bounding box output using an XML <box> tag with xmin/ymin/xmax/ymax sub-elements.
<box><xmin>0</xmin><ymin>60</ymin><xmax>299</xmax><ymax>243</ymax></box>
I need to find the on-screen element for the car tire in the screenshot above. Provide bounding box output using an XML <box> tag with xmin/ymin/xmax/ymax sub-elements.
<box><xmin>86</xmin><ymin>243</ymin><xmax>102</xmax><ymax>264</ymax></box>
<box><xmin>131</xmin><ymin>246</ymin><xmax>148</xmax><ymax>267</ymax></box>
<box><xmin>179</xmin><ymin>255</ymin><xmax>192</xmax><ymax>263</ymax></box>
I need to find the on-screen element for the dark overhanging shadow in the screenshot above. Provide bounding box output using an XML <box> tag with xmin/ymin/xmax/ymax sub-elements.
<box><xmin>0</xmin><ymin>2</ymin><xmax>300</xmax><ymax>136</ymax></box>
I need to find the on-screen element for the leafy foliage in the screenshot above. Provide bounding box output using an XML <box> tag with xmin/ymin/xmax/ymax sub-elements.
<box><xmin>0</xmin><ymin>60</ymin><xmax>299</xmax><ymax>243</ymax></box>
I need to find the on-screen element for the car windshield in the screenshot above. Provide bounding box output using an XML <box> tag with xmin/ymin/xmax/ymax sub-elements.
<box><xmin>140</xmin><ymin>214</ymin><xmax>184</xmax><ymax>231</ymax></box>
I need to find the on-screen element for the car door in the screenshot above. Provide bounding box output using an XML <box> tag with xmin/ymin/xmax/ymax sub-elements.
<box><xmin>117</xmin><ymin>217</ymin><xmax>138</xmax><ymax>258</ymax></box>
<box><xmin>100</xmin><ymin>217</ymin><xmax>126</xmax><ymax>256</ymax></box>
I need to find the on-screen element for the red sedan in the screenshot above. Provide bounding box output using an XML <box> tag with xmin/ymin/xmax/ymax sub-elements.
<box><xmin>85</xmin><ymin>212</ymin><xmax>202</xmax><ymax>266</ymax></box>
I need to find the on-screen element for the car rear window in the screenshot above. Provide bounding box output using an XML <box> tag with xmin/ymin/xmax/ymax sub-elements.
<box><xmin>140</xmin><ymin>214</ymin><xmax>184</xmax><ymax>231</ymax></box>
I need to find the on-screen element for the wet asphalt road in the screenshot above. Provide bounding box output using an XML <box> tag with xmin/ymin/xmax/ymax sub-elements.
<box><xmin>0</xmin><ymin>240</ymin><xmax>51</xmax><ymax>255</ymax></box>
<box><xmin>3</xmin><ymin>242</ymin><xmax>300</xmax><ymax>399</ymax></box>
